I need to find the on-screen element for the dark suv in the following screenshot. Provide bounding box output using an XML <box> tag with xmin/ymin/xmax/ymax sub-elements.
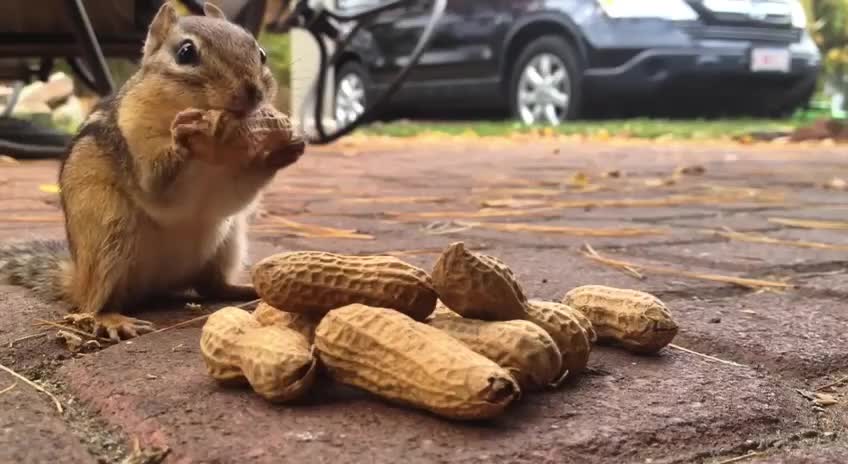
<box><xmin>332</xmin><ymin>0</ymin><xmax>821</xmax><ymax>125</ymax></box>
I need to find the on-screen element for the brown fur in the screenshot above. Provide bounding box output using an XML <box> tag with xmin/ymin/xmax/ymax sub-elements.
<box><xmin>0</xmin><ymin>2</ymin><xmax>300</xmax><ymax>339</ymax></box>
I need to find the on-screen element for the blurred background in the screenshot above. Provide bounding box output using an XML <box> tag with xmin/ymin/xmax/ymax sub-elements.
<box><xmin>1</xmin><ymin>0</ymin><xmax>847</xmax><ymax>157</ymax></box>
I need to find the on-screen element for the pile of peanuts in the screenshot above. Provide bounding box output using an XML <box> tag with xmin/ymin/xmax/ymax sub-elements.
<box><xmin>200</xmin><ymin>242</ymin><xmax>679</xmax><ymax>420</ymax></box>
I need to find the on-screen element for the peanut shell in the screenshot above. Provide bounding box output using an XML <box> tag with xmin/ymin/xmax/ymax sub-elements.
<box><xmin>253</xmin><ymin>301</ymin><xmax>320</xmax><ymax>342</ymax></box>
<box><xmin>430</xmin><ymin>300</ymin><xmax>461</xmax><ymax>319</ymax></box>
<box><xmin>200</xmin><ymin>306</ymin><xmax>316</xmax><ymax>402</ymax></box>
<box><xmin>427</xmin><ymin>316</ymin><xmax>562</xmax><ymax>391</ymax></box>
<box><xmin>431</xmin><ymin>242</ymin><xmax>528</xmax><ymax>320</ymax></box>
<box><xmin>314</xmin><ymin>303</ymin><xmax>520</xmax><ymax>420</ymax></box>
<box><xmin>563</xmin><ymin>285</ymin><xmax>678</xmax><ymax>354</ymax></box>
<box><xmin>251</xmin><ymin>251</ymin><xmax>438</xmax><ymax>321</ymax></box>
<box><xmin>237</xmin><ymin>325</ymin><xmax>317</xmax><ymax>402</ymax></box>
<box><xmin>199</xmin><ymin>306</ymin><xmax>259</xmax><ymax>384</ymax></box>
<box><xmin>525</xmin><ymin>300</ymin><xmax>592</xmax><ymax>376</ymax></box>
<box><xmin>200</xmin><ymin>104</ymin><xmax>303</xmax><ymax>167</ymax></box>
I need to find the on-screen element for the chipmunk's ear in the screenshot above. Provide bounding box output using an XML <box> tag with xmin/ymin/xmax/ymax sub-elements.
<box><xmin>203</xmin><ymin>1</ymin><xmax>227</xmax><ymax>20</ymax></box>
<box><xmin>143</xmin><ymin>2</ymin><xmax>178</xmax><ymax>56</ymax></box>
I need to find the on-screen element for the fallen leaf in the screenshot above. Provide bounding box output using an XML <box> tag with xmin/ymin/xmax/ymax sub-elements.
<box><xmin>567</xmin><ymin>172</ymin><xmax>590</xmax><ymax>188</ymax></box>
<box><xmin>39</xmin><ymin>184</ymin><xmax>61</xmax><ymax>194</ymax></box>
<box><xmin>814</xmin><ymin>392</ymin><xmax>839</xmax><ymax>407</ymax></box>
<box><xmin>55</xmin><ymin>330</ymin><xmax>84</xmax><ymax>353</ymax></box>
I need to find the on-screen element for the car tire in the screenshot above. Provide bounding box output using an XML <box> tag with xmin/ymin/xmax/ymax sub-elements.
<box><xmin>509</xmin><ymin>35</ymin><xmax>582</xmax><ymax>125</ymax></box>
<box><xmin>334</xmin><ymin>61</ymin><xmax>371</xmax><ymax>128</ymax></box>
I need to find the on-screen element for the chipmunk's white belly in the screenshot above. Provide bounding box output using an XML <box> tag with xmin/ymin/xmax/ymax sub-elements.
<box><xmin>128</xmin><ymin>162</ymin><xmax>269</xmax><ymax>294</ymax></box>
<box><xmin>134</xmin><ymin>216</ymin><xmax>234</xmax><ymax>294</ymax></box>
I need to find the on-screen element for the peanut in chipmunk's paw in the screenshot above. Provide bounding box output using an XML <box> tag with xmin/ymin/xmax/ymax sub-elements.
<box><xmin>65</xmin><ymin>313</ymin><xmax>156</xmax><ymax>342</ymax></box>
<box><xmin>244</xmin><ymin>107</ymin><xmax>306</xmax><ymax>170</ymax></box>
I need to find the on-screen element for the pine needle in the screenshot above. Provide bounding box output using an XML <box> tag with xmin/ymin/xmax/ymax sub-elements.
<box><xmin>365</xmin><ymin>245</ymin><xmax>489</xmax><ymax>257</ymax></box>
<box><xmin>0</xmin><ymin>362</ymin><xmax>63</xmax><ymax>413</ymax></box>
<box><xmin>712</xmin><ymin>452</ymin><xmax>764</xmax><ymax>464</ymax></box>
<box><xmin>340</xmin><ymin>196</ymin><xmax>449</xmax><ymax>204</ymax></box>
<box><xmin>668</xmin><ymin>344</ymin><xmax>747</xmax><ymax>368</ymax></box>
<box><xmin>768</xmin><ymin>217</ymin><xmax>848</xmax><ymax>230</ymax></box>
<box><xmin>0</xmin><ymin>215</ymin><xmax>62</xmax><ymax>223</ymax></box>
<box><xmin>151</xmin><ymin>298</ymin><xmax>261</xmax><ymax>335</ymax></box>
<box><xmin>582</xmin><ymin>244</ymin><xmax>644</xmax><ymax>279</ymax></box>
<box><xmin>581</xmin><ymin>244</ymin><xmax>792</xmax><ymax>290</ymax></box>
<box><xmin>815</xmin><ymin>374</ymin><xmax>848</xmax><ymax>392</ymax></box>
<box><xmin>391</xmin><ymin>192</ymin><xmax>785</xmax><ymax>221</ymax></box>
<box><xmin>7</xmin><ymin>331</ymin><xmax>50</xmax><ymax>347</ymax></box>
<box><xmin>460</xmin><ymin>221</ymin><xmax>666</xmax><ymax>237</ymax></box>
<box><xmin>707</xmin><ymin>228</ymin><xmax>848</xmax><ymax>251</ymax></box>
<box><xmin>0</xmin><ymin>383</ymin><xmax>16</xmax><ymax>394</ymax></box>
<box><xmin>252</xmin><ymin>217</ymin><xmax>374</xmax><ymax>239</ymax></box>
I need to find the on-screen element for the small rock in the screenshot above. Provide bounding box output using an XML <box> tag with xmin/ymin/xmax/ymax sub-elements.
<box><xmin>708</xmin><ymin>317</ymin><xmax>721</xmax><ymax>324</ymax></box>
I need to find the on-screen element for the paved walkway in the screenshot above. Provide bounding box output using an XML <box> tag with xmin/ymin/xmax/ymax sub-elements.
<box><xmin>1</xmin><ymin>137</ymin><xmax>847</xmax><ymax>464</ymax></box>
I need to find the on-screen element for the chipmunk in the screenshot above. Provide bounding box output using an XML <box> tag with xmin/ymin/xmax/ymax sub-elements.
<box><xmin>0</xmin><ymin>2</ymin><xmax>305</xmax><ymax>341</ymax></box>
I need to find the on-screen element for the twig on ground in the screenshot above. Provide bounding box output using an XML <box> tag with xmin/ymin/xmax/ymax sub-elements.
<box><xmin>0</xmin><ymin>362</ymin><xmax>63</xmax><ymax>413</ymax></box>
<box><xmin>768</xmin><ymin>217</ymin><xmax>848</xmax><ymax>230</ymax></box>
<box><xmin>581</xmin><ymin>244</ymin><xmax>792</xmax><ymax>290</ymax></box>
<box><xmin>815</xmin><ymin>374</ymin><xmax>848</xmax><ymax>392</ymax></box>
<box><xmin>8</xmin><ymin>331</ymin><xmax>50</xmax><ymax>347</ymax></box>
<box><xmin>33</xmin><ymin>319</ymin><xmax>114</xmax><ymax>344</ymax></box>
<box><xmin>0</xmin><ymin>383</ymin><xmax>17</xmax><ymax>395</ymax></box>
<box><xmin>668</xmin><ymin>344</ymin><xmax>747</xmax><ymax>368</ymax></box>
<box><xmin>582</xmin><ymin>244</ymin><xmax>644</xmax><ymax>279</ymax></box>
<box><xmin>713</xmin><ymin>452</ymin><xmax>764</xmax><ymax>464</ymax></box>
<box><xmin>707</xmin><ymin>228</ymin><xmax>848</xmax><ymax>251</ymax></box>
<box><xmin>151</xmin><ymin>298</ymin><xmax>261</xmax><ymax>335</ymax></box>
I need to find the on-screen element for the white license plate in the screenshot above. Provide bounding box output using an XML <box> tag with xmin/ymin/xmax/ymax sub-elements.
<box><xmin>750</xmin><ymin>48</ymin><xmax>791</xmax><ymax>72</ymax></box>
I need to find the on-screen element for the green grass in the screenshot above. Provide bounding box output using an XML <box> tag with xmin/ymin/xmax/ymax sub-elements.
<box><xmin>259</xmin><ymin>32</ymin><xmax>291</xmax><ymax>88</ymax></box>
<box><xmin>358</xmin><ymin>117</ymin><xmax>804</xmax><ymax>140</ymax></box>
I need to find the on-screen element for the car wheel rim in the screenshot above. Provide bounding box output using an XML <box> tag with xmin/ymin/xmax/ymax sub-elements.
<box><xmin>335</xmin><ymin>73</ymin><xmax>366</xmax><ymax>127</ymax></box>
<box><xmin>517</xmin><ymin>53</ymin><xmax>571</xmax><ymax>125</ymax></box>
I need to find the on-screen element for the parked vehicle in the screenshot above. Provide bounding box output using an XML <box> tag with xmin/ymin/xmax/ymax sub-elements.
<box><xmin>332</xmin><ymin>0</ymin><xmax>822</xmax><ymax>125</ymax></box>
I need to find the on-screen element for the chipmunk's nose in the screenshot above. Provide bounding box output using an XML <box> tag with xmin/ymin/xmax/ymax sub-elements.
<box><xmin>232</xmin><ymin>82</ymin><xmax>263</xmax><ymax>115</ymax></box>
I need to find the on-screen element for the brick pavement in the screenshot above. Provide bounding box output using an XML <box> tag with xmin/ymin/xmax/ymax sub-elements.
<box><xmin>0</xmin><ymin>137</ymin><xmax>847</xmax><ymax>463</ymax></box>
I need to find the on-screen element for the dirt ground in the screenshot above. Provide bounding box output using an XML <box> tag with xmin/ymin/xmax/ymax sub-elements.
<box><xmin>1</xmin><ymin>136</ymin><xmax>847</xmax><ymax>464</ymax></box>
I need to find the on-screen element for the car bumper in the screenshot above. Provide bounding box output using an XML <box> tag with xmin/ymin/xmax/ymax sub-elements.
<box><xmin>580</xmin><ymin>16</ymin><xmax>822</xmax><ymax>98</ymax></box>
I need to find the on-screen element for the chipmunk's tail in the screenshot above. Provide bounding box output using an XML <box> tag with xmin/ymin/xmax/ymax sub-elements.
<box><xmin>0</xmin><ymin>239</ymin><xmax>71</xmax><ymax>301</ymax></box>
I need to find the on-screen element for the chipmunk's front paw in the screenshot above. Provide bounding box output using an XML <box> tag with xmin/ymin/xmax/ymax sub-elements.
<box><xmin>171</xmin><ymin>108</ymin><xmax>227</xmax><ymax>162</ymax></box>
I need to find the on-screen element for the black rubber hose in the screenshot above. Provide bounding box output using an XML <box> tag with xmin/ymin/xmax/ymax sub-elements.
<box><xmin>307</xmin><ymin>0</ymin><xmax>447</xmax><ymax>145</ymax></box>
<box><xmin>0</xmin><ymin>140</ymin><xmax>67</xmax><ymax>159</ymax></box>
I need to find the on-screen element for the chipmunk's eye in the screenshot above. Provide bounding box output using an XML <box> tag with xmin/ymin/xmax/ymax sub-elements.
<box><xmin>259</xmin><ymin>47</ymin><xmax>267</xmax><ymax>64</ymax></box>
<box><xmin>176</xmin><ymin>40</ymin><xmax>198</xmax><ymax>65</ymax></box>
